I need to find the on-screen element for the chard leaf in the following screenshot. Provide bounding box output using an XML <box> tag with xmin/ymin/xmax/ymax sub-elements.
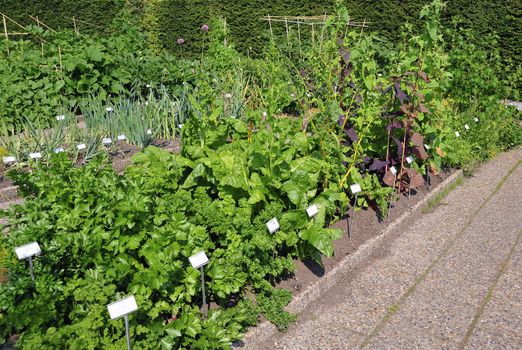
<box><xmin>247</xmin><ymin>189</ymin><xmax>266</xmax><ymax>205</ymax></box>
<box><xmin>298</xmin><ymin>227</ymin><xmax>341</xmax><ymax>257</ymax></box>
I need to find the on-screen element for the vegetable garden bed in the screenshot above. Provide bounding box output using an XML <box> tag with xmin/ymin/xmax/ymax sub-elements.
<box><xmin>0</xmin><ymin>0</ymin><xmax>520</xmax><ymax>349</ymax></box>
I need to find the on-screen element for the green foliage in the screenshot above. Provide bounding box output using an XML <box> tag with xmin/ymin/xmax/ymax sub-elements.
<box><xmin>0</xmin><ymin>107</ymin><xmax>349</xmax><ymax>347</ymax></box>
<box><xmin>4</xmin><ymin>0</ymin><xmax>519</xmax><ymax>73</ymax></box>
<box><xmin>256</xmin><ymin>288</ymin><xmax>296</xmax><ymax>332</ymax></box>
<box><xmin>0</xmin><ymin>2</ymin><xmax>521</xmax><ymax>348</ymax></box>
<box><xmin>0</xmin><ymin>0</ymin><xmax>124</xmax><ymax>35</ymax></box>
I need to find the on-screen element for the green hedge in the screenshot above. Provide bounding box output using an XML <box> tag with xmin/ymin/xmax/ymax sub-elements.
<box><xmin>0</xmin><ymin>0</ymin><xmax>123</xmax><ymax>35</ymax></box>
<box><xmin>2</xmin><ymin>0</ymin><xmax>520</xmax><ymax>69</ymax></box>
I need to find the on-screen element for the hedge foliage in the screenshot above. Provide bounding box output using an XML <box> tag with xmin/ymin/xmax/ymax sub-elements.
<box><xmin>1</xmin><ymin>0</ymin><xmax>520</xmax><ymax>69</ymax></box>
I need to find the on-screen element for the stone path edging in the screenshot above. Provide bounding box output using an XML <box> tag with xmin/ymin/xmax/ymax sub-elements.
<box><xmin>240</xmin><ymin>170</ymin><xmax>464</xmax><ymax>346</ymax></box>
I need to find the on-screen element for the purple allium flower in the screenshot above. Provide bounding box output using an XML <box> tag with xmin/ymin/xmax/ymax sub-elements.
<box><xmin>201</xmin><ymin>24</ymin><xmax>209</xmax><ymax>32</ymax></box>
<box><xmin>177</xmin><ymin>38</ymin><xmax>185</xmax><ymax>45</ymax></box>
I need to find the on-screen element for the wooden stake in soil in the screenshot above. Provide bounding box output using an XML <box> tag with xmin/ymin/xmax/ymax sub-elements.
<box><xmin>285</xmin><ymin>17</ymin><xmax>289</xmax><ymax>46</ymax></box>
<box><xmin>223</xmin><ymin>18</ymin><xmax>227</xmax><ymax>47</ymax></box>
<box><xmin>386</xmin><ymin>166</ymin><xmax>398</xmax><ymax>224</ymax></box>
<box><xmin>36</xmin><ymin>16</ymin><xmax>44</xmax><ymax>58</ymax></box>
<box><xmin>268</xmin><ymin>15</ymin><xmax>273</xmax><ymax>38</ymax></box>
<box><xmin>406</xmin><ymin>155</ymin><xmax>414</xmax><ymax>201</ymax></box>
<box><xmin>297</xmin><ymin>21</ymin><xmax>302</xmax><ymax>53</ymax></box>
<box><xmin>2</xmin><ymin>15</ymin><xmax>9</xmax><ymax>55</ymax></box>
<box><xmin>73</xmin><ymin>16</ymin><xmax>78</xmax><ymax>34</ymax></box>
<box><xmin>348</xmin><ymin>183</ymin><xmax>362</xmax><ymax>238</ymax></box>
<box><xmin>311</xmin><ymin>22</ymin><xmax>315</xmax><ymax>46</ymax></box>
<box><xmin>58</xmin><ymin>46</ymin><xmax>63</xmax><ymax>71</ymax></box>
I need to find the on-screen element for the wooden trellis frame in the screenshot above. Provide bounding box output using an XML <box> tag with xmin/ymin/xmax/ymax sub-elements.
<box><xmin>0</xmin><ymin>13</ymin><xmax>65</xmax><ymax>70</ymax></box>
<box><xmin>260</xmin><ymin>14</ymin><xmax>369</xmax><ymax>48</ymax></box>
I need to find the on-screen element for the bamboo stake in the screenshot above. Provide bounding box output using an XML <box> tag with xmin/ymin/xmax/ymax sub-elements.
<box><xmin>268</xmin><ymin>15</ymin><xmax>273</xmax><ymax>38</ymax></box>
<box><xmin>73</xmin><ymin>16</ymin><xmax>77</xmax><ymax>34</ymax></box>
<box><xmin>58</xmin><ymin>46</ymin><xmax>62</xmax><ymax>71</ymax></box>
<box><xmin>311</xmin><ymin>22</ymin><xmax>315</xmax><ymax>46</ymax></box>
<box><xmin>223</xmin><ymin>18</ymin><xmax>227</xmax><ymax>47</ymax></box>
<box><xmin>36</xmin><ymin>16</ymin><xmax>44</xmax><ymax>58</ymax></box>
<box><xmin>2</xmin><ymin>15</ymin><xmax>8</xmax><ymax>55</ymax></box>
<box><xmin>29</xmin><ymin>15</ymin><xmax>54</xmax><ymax>32</ymax></box>
<box><xmin>285</xmin><ymin>17</ymin><xmax>289</xmax><ymax>46</ymax></box>
<box><xmin>319</xmin><ymin>13</ymin><xmax>327</xmax><ymax>52</ymax></box>
<box><xmin>297</xmin><ymin>21</ymin><xmax>301</xmax><ymax>53</ymax></box>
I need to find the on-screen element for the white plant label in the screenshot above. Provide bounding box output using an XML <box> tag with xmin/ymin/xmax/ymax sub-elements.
<box><xmin>117</xmin><ymin>134</ymin><xmax>126</xmax><ymax>141</ymax></box>
<box><xmin>15</xmin><ymin>242</ymin><xmax>41</xmax><ymax>260</ymax></box>
<box><xmin>3</xmin><ymin>156</ymin><xmax>16</xmax><ymax>163</ymax></box>
<box><xmin>350</xmin><ymin>183</ymin><xmax>362</xmax><ymax>194</ymax></box>
<box><xmin>54</xmin><ymin>147</ymin><xmax>64</xmax><ymax>153</ymax></box>
<box><xmin>406</xmin><ymin>156</ymin><xmax>414</xmax><ymax>164</ymax></box>
<box><xmin>146</xmin><ymin>129</ymin><xmax>152</xmax><ymax>135</ymax></box>
<box><xmin>306</xmin><ymin>204</ymin><xmax>319</xmax><ymax>218</ymax></box>
<box><xmin>464</xmin><ymin>124</ymin><xmax>470</xmax><ymax>130</ymax></box>
<box><xmin>29</xmin><ymin>152</ymin><xmax>42</xmax><ymax>159</ymax></box>
<box><xmin>178</xmin><ymin>124</ymin><xmax>184</xmax><ymax>129</ymax></box>
<box><xmin>424</xmin><ymin>144</ymin><xmax>430</xmax><ymax>150</ymax></box>
<box><xmin>56</xmin><ymin>115</ymin><xmax>65</xmax><ymax>121</ymax></box>
<box><xmin>76</xmin><ymin>144</ymin><xmax>87</xmax><ymax>150</ymax></box>
<box><xmin>102</xmin><ymin>138</ymin><xmax>112</xmax><ymax>146</ymax></box>
<box><xmin>390</xmin><ymin>166</ymin><xmax>397</xmax><ymax>176</ymax></box>
<box><xmin>189</xmin><ymin>251</ymin><xmax>209</xmax><ymax>269</ymax></box>
<box><xmin>266</xmin><ymin>218</ymin><xmax>280</xmax><ymax>234</ymax></box>
<box><xmin>455</xmin><ymin>131</ymin><xmax>460</xmax><ymax>137</ymax></box>
<box><xmin>474</xmin><ymin>117</ymin><xmax>479</xmax><ymax>122</ymax></box>
<box><xmin>106</xmin><ymin>107</ymin><xmax>114</xmax><ymax>113</ymax></box>
<box><xmin>107</xmin><ymin>295</ymin><xmax>138</xmax><ymax>320</ymax></box>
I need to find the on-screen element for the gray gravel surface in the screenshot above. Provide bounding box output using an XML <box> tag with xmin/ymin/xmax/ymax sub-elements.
<box><xmin>249</xmin><ymin>148</ymin><xmax>522</xmax><ymax>350</ymax></box>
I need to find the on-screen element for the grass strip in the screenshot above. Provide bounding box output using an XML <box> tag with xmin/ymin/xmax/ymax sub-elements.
<box><xmin>422</xmin><ymin>172</ymin><xmax>464</xmax><ymax>213</ymax></box>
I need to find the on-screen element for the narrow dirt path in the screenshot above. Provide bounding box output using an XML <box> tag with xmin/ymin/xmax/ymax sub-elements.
<box><xmin>250</xmin><ymin>148</ymin><xmax>522</xmax><ymax>349</ymax></box>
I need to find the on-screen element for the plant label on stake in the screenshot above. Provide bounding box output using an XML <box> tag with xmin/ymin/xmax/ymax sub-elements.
<box><xmin>464</xmin><ymin>124</ymin><xmax>470</xmax><ymax>130</ymax></box>
<box><xmin>474</xmin><ymin>117</ymin><xmax>479</xmax><ymax>122</ymax></box>
<box><xmin>3</xmin><ymin>156</ymin><xmax>16</xmax><ymax>164</ymax></box>
<box><xmin>306</xmin><ymin>204</ymin><xmax>318</xmax><ymax>225</ymax></box>
<box><xmin>29</xmin><ymin>152</ymin><xmax>42</xmax><ymax>162</ymax></box>
<box><xmin>76</xmin><ymin>143</ymin><xmax>86</xmax><ymax>151</ymax></box>
<box><xmin>189</xmin><ymin>252</ymin><xmax>209</xmax><ymax>318</ymax></box>
<box><xmin>406</xmin><ymin>156</ymin><xmax>414</xmax><ymax>201</ymax></box>
<box><xmin>349</xmin><ymin>183</ymin><xmax>362</xmax><ymax>238</ymax></box>
<box><xmin>117</xmin><ymin>134</ymin><xmax>126</xmax><ymax>142</ymax></box>
<box><xmin>424</xmin><ymin>144</ymin><xmax>430</xmax><ymax>150</ymax></box>
<box><xmin>56</xmin><ymin>115</ymin><xmax>65</xmax><ymax>121</ymax></box>
<box><xmin>455</xmin><ymin>131</ymin><xmax>460</xmax><ymax>137</ymax></box>
<box><xmin>146</xmin><ymin>129</ymin><xmax>152</xmax><ymax>135</ymax></box>
<box><xmin>188</xmin><ymin>251</ymin><xmax>209</xmax><ymax>269</ymax></box>
<box><xmin>102</xmin><ymin>138</ymin><xmax>112</xmax><ymax>146</ymax></box>
<box><xmin>14</xmin><ymin>242</ymin><xmax>41</xmax><ymax>284</ymax></box>
<box><xmin>306</xmin><ymin>204</ymin><xmax>318</xmax><ymax>219</ymax></box>
<box><xmin>386</xmin><ymin>166</ymin><xmax>397</xmax><ymax>224</ymax></box>
<box><xmin>107</xmin><ymin>295</ymin><xmax>138</xmax><ymax>350</ymax></box>
<box><xmin>266</xmin><ymin>218</ymin><xmax>280</xmax><ymax>260</ymax></box>
<box><xmin>54</xmin><ymin>147</ymin><xmax>64</xmax><ymax>153</ymax></box>
<box><xmin>106</xmin><ymin>107</ymin><xmax>114</xmax><ymax>113</ymax></box>
<box><xmin>266</xmin><ymin>218</ymin><xmax>280</xmax><ymax>234</ymax></box>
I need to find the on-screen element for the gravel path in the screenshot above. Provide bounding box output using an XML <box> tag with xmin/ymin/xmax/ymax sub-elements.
<box><xmin>250</xmin><ymin>148</ymin><xmax>522</xmax><ymax>349</ymax></box>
